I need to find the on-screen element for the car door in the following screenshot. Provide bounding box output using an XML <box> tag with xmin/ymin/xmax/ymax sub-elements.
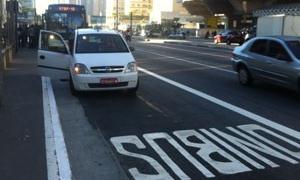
<box><xmin>264</xmin><ymin>40</ymin><xmax>295</xmax><ymax>87</ymax></box>
<box><xmin>38</xmin><ymin>30</ymin><xmax>72</xmax><ymax>79</ymax></box>
<box><xmin>246</xmin><ymin>39</ymin><xmax>270</xmax><ymax>79</ymax></box>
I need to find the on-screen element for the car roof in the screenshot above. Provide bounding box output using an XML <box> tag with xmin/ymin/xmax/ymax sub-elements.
<box><xmin>76</xmin><ymin>28</ymin><xmax>119</xmax><ymax>35</ymax></box>
<box><xmin>256</xmin><ymin>36</ymin><xmax>300</xmax><ymax>41</ymax></box>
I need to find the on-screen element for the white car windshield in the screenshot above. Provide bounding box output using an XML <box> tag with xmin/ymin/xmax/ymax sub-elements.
<box><xmin>76</xmin><ymin>34</ymin><xmax>129</xmax><ymax>53</ymax></box>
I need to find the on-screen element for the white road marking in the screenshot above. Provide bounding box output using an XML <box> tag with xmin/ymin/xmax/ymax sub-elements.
<box><xmin>111</xmin><ymin>124</ymin><xmax>300</xmax><ymax>179</ymax></box>
<box><xmin>137</xmin><ymin>49</ymin><xmax>236</xmax><ymax>74</ymax></box>
<box><xmin>143</xmin><ymin>132</ymin><xmax>215</xmax><ymax>178</ymax></box>
<box><xmin>142</xmin><ymin>44</ymin><xmax>231</xmax><ymax>58</ymax></box>
<box><xmin>137</xmin><ymin>67</ymin><xmax>300</xmax><ymax>140</ymax></box>
<box><xmin>238</xmin><ymin>124</ymin><xmax>300</xmax><ymax>160</ymax></box>
<box><xmin>42</xmin><ymin>77</ymin><xmax>72</xmax><ymax>180</ymax></box>
<box><xmin>200</xmin><ymin>129</ymin><xmax>265</xmax><ymax>169</ymax></box>
<box><xmin>173</xmin><ymin>130</ymin><xmax>251</xmax><ymax>175</ymax></box>
<box><xmin>110</xmin><ymin>136</ymin><xmax>173</xmax><ymax>180</ymax></box>
<box><xmin>211</xmin><ymin>128</ymin><xmax>298</xmax><ymax>168</ymax></box>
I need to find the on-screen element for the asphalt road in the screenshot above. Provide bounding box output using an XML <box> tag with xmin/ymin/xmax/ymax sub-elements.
<box><xmin>56</xmin><ymin>41</ymin><xmax>299</xmax><ymax>180</ymax></box>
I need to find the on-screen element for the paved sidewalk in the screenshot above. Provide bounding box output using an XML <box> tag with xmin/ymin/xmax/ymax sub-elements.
<box><xmin>0</xmin><ymin>48</ymin><xmax>47</xmax><ymax>180</ymax></box>
<box><xmin>133</xmin><ymin>36</ymin><xmax>237</xmax><ymax>50</ymax></box>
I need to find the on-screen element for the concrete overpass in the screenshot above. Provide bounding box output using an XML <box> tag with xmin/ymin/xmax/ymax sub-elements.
<box><xmin>183</xmin><ymin>0</ymin><xmax>300</xmax><ymax>28</ymax></box>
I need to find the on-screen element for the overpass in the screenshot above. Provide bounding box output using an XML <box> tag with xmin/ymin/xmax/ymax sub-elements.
<box><xmin>183</xmin><ymin>0</ymin><xmax>300</xmax><ymax>28</ymax></box>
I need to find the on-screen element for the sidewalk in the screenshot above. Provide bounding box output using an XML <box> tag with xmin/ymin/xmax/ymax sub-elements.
<box><xmin>0</xmin><ymin>48</ymin><xmax>47</xmax><ymax>180</ymax></box>
<box><xmin>132</xmin><ymin>36</ymin><xmax>237</xmax><ymax>50</ymax></box>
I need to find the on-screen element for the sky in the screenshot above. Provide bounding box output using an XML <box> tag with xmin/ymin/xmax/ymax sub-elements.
<box><xmin>36</xmin><ymin>0</ymin><xmax>69</xmax><ymax>15</ymax></box>
<box><xmin>36</xmin><ymin>0</ymin><xmax>50</xmax><ymax>15</ymax></box>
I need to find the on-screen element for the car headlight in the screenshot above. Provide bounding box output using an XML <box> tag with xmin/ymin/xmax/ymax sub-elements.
<box><xmin>125</xmin><ymin>62</ymin><xmax>137</xmax><ymax>73</ymax></box>
<box><xmin>74</xmin><ymin>63</ymin><xmax>90</xmax><ymax>74</ymax></box>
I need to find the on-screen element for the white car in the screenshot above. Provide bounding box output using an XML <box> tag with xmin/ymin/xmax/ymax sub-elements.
<box><xmin>37</xmin><ymin>29</ymin><xmax>139</xmax><ymax>95</ymax></box>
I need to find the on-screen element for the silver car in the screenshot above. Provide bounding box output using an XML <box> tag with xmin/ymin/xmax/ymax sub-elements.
<box><xmin>232</xmin><ymin>36</ymin><xmax>300</xmax><ymax>91</ymax></box>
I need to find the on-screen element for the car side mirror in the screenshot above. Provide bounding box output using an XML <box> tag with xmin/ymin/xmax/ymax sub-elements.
<box><xmin>129</xmin><ymin>46</ymin><xmax>135</xmax><ymax>52</ymax></box>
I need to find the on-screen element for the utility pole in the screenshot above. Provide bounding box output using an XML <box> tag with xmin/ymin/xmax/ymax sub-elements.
<box><xmin>116</xmin><ymin>0</ymin><xmax>119</xmax><ymax>30</ymax></box>
<box><xmin>130</xmin><ymin>12</ymin><xmax>132</xmax><ymax>32</ymax></box>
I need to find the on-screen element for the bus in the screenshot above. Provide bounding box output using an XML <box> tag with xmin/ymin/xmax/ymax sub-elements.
<box><xmin>42</xmin><ymin>4</ymin><xmax>88</xmax><ymax>39</ymax></box>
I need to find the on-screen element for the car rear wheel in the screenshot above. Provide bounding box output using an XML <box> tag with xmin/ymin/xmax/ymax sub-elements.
<box><xmin>238</xmin><ymin>66</ymin><xmax>252</xmax><ymax>86</ymax></box>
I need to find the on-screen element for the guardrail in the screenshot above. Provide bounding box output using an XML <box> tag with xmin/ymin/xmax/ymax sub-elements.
<box><xmin>0</xmin><ymin>45</ymin><xmax>13</xmax><ymax>106</ymax></box>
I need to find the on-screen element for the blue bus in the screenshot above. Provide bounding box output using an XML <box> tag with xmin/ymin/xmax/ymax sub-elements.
<box><xmin>43</xmin><ymin>4</ymin><xmax>88</xmax><ymax>39</ymax></box>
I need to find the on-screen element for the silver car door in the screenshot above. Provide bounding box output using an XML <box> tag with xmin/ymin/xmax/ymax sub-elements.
<box><xmin>247</xmin><ymin>39</ymin><xmax>269</xmax><ymax>79</ymax></box>
<box><xmin>265</xmin><ymin>40</ymin><xmax>296</xmax><ymax>87</ymax></box>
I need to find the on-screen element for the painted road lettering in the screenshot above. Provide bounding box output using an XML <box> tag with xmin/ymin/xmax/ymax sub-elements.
<box><xmin>110</xmin><ymin>124</ymin><xmax>300</xmax><ymax>179</ymax></box>
<box><xmin>143</xmin><ymin>132</ymin><xmax>215</xmax><ymax>179</ymax></box>
<box><xmin>173</xmin><ymin>130</ymin><xmax>251</xmax><ymax>175</ymax></box>
<box><xmin>110</xmin><ymin>135</ymin><xmax>173</xmax><ymax>180</ymax></box>
<box><xmin>238</xmin><ymin>124</ymin><xmax>300</xmax><ymax>160</ymax></box>
<box><xmin>212</xmin><ymin>127</ymin><xmax>298</xmax><ymax>167</ymax></box>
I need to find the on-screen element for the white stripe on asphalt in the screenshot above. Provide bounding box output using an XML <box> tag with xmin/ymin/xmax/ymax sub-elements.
<box><xmin>42</xmin><ymin>77</ymin><xmax>72</xmax><ymax>180</ymax></box>
<box><xmin>137</xmin><ymin>49</ymin><xmax>236</xmax><ymax>74</ymax></box>
<box><xmin>142</xmin><ymin>44</ymin><xmax>231</xmax><ymax>58</ymax></box>
<box><xmin>138</xmin><ymin>67</ymin><xmax>300</xmax><ymax>140</ymax></box>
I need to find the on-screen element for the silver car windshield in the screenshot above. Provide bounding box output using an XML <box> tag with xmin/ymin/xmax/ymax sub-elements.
<box><xmin>76</xmin><ymin>34</ymin><xmax>129</xmax><ymax>53</ymax></box>
<box><xmin>286</xmin><ymin>40</ymin><xmax>300</xmax><ymax>59</ymax></box>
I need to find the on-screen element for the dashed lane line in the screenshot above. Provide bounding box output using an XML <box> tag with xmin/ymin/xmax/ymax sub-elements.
<box><xmin>136</xmin><ymin>49</ymin><xmax>236</xmax><ymax>74</ymax></box>
<box><xmin>138</xmin><ymin>67</ymin><xmax>300</xmax><ymax>140</ymax></box>
<box><xmin>42</xmin><ymin>77</ymin><xmax>72</xmax><ymax>180</ymax></box>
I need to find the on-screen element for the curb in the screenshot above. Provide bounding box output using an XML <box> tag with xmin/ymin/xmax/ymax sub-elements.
<box><xmin>164</xmin><ymin>41</ymin><xmax>235</xmax><ymax>51</ymax></box>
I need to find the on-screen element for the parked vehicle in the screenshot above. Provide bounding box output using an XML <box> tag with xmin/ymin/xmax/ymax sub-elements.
<box><xmin>37</xmin><ymin>29</ymin><xmax>139</xmax><ymax>95</ymax></box>
<box><xmin>168</xmin><ymin>32</ymin><xmax>186</xmax><ymax>40</ymax></box>
<box><xmin>231</xmin><ymin>36</ymin><xmax>300</xmax><ymax>91</ymax></box>
<box><xmin>214</xmin><ymin>30</ymin><xmax>244</xmax><ymax>45</ymax></box>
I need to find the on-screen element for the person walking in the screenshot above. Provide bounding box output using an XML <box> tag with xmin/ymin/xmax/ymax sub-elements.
<box><xmin>21</xmin><ymin>24</ymin><xmax>28</xmax><ymax>48</ymax></box>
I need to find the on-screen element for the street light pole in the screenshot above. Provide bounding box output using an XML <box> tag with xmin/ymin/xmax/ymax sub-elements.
<box><xmin>116</xmin><ymin>0</ymin><xmax>119</xmax><ymax>30</ymax></box>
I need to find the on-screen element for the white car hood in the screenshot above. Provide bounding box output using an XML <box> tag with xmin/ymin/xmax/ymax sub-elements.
<box><xmin>74</xmin><ymin>53</ymin><xmax>135</xmax><ymax>67</ymax></box>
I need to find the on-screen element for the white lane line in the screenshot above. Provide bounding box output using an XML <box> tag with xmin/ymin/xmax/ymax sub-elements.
<box><xmin>42</xmin><ymin>77</ymin><xmax>72</xmax><ymax>180</ymax></box>
<box><xmin>137</xmin><ymin>49</ymin><xmax>236</xmax><ymax>74</ymax></box>
<box><xmin>140</xmin><ymin>43</ymin><xmax>231</xmax><ymax>58</ymax></box>
<box><xmin>138</xmin><ymin>67</ymin><xmax>300</xmax><ymax>140</ymax></box>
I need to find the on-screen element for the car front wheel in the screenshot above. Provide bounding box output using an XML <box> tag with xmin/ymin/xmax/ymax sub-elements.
<box><xmin>69</xmin><ymin>76</ymin><xmax>80</xmax><ymax>96</ymax></box>
<box><xmin>127</xmin><ymin>80</ymin><xmax>139</xmax><ymax>95</ymax></box>
<box><xmin>238</xmin><ymin>66</ymin><xmax>252</xmax><ymax>86</ymax></box>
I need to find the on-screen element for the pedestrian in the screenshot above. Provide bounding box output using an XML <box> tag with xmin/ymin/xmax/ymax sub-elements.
<box><xmin>17</xmin><ymin>26</ymin><xmax>22</xmax><ymax>48</ymax></box>
<box><xmin>33</xmin><ymin>24</ymin><xmax>40</xmax><ymax>48</ymax></box>
<box><xmin>28</xmin><ymin>25</ymin><xmax>35</xmax><ymax>48</ymax></box>
<box><xmin>205</xmin><ymin>30</ymin><xmax>210</xmax><ymax>39</ymax></box>
<box><xmin>21</xmin><ymin>24</ymin><xmax>28</xmax><ymax>47</ymax></box>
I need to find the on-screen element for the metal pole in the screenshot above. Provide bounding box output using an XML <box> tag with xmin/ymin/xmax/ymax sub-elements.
<box><xmin>130</xmin><ymin>12</ymin><xmax>132</xmax><ymax>31</ymax></box>
<box><xmin>116</xmin><ymin>0</ymin><xmax>118</xmax><ymax>30</ymax></box>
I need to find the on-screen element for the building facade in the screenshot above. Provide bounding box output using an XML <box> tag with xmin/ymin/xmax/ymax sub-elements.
<box><xmin>18</xmin><ymin>0</ymin><xmax>36</xmax><ymax>24</ymax></box>
<box><xmin>150</xmin><ymin>0</ymin><xmax>201</xmax><ymax>29</ymax></box>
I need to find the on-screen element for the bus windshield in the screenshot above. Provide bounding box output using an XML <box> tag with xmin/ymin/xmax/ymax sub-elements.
<box><xmin>48</xmin><ymin>12</ymin><xmax>85</xmax><ymax>36</ymax></box>
<box><xmin>44</xmin><ymin>4</ymin><xmax>87</xmax><ymax>39</ymax></box>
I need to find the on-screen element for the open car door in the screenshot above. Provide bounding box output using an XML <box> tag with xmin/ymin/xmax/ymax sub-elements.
<box><xmin>38</xmin><ymin>30</ymin><xmax>71</xmax><ymax>79</ymax></box>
